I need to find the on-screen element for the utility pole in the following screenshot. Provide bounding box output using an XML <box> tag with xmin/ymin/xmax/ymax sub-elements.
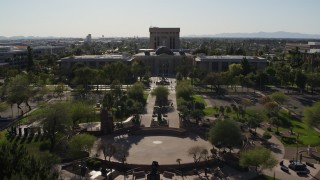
<box><xmin>296</xmin><ymin>133</ymin><xmax>299</xmax><ymax>162</ymax></box>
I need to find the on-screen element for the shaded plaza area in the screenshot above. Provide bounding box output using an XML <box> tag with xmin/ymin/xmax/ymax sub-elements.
<box><xmin>93</xmin><ymin>133</ymin><xmax>212</xmax><ymax>165</ymax></box>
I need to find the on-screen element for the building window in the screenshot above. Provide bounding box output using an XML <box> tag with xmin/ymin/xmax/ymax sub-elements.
<box><xmin>212</xmin><ymin>62</ymin><xmax>219</xmax><ymax>71</ymax></box>
<box><xmin>222</xmin><ymin>62</ymin><xmax>229</xmax><ymax>71</ymax></box>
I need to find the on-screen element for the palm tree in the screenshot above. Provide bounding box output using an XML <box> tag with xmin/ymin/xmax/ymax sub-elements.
<box><xmin>176</xmin><ymin>158</ymin><xmax>181</xmax><ymax>171</ymax></box>
<box><xmin>270</xmin><ymin>117</ymin><xmax>281</xmax><ymax>134</ymax></box>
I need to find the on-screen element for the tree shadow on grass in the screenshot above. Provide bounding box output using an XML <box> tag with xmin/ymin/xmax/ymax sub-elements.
<box><xmin>294</xmin><ymin>124</ymin><xmax>304</xmax><ymax>129</ymax></box>
<box><xmin>281</xmin><ymin>136</ymin><xmax>296</xmax><ymax>145</ymax></box>
<box><xmin>27</xmin><ymin>135</ymin><xmax>34</xmax><ymax>144</ymax></box>
<box><xmin>33</xmin><ymin>134</ymin><xmax>40</xmax><ymax>142</ymax></box>
<box><xmin>20</xmin><ymin>136</ymin><xmax>27</xmax><ymax>144</ymax></box>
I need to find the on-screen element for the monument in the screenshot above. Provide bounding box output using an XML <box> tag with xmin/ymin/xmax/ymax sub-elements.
<box><xmin>147</xmin><ymin>161</ymin><xmax>160</xmax><ymax>180</ymax></box>
<box><xmin>100</xmin><ymin>108</ymin><xmax>114</xmax><ymax>134</ymax></box>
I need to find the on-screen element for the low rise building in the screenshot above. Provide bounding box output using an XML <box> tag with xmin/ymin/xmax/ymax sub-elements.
<box><xmin>0</xmin><ymin>45</ymin><xmax>65</xmax><ymax>66</ymax></box>
<box><xmin>195</xmin><ymin>55</ymin><xmax>269</xmax><ymax>72</ymax></box>
<box><xmin>59</xmin><ymin>54</ymin><xmax>133</xmax><ymax>74</ymax></box>
<box><xmin>285</xmin><ymin>42</ymin><xmax>320</xmax><ymax>53</ymax></box>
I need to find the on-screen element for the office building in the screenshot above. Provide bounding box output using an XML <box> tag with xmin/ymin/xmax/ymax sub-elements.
<box><xmin>149</xmin><ymin>27</ymin><xmax>180</xmax><ymax>49</ymax></box>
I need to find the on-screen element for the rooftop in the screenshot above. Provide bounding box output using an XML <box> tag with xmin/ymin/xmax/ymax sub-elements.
<box><xmin>195</xmin><ymin>55</ymin><xmax>268</xmax><ymax>62</ymax></box>
<box><xmin>61</xmin><ymin>54</ymin><xmax>133</xmax><ymax>61</ymax></box>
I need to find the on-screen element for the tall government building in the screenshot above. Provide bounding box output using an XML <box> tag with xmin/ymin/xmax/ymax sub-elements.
<box><xmin>60</xmin><ymin>27</ymin><xmax>269</xmax><ymax>76</ymax></box>
<box><xmin>149</xmin><ymin>27</ymin><xmax>180</xmax><ymax>49</ymax></box>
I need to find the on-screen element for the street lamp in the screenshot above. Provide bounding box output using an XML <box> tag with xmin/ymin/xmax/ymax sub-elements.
<box><xmin>296</xmin><ymin>133</ymin><xmax>299</xmax><ymax>162</ymax></box>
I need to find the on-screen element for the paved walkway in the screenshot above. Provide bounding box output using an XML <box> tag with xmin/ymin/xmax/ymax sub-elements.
<box><xmin>167</xmin><ymin>79</ymin><xmax>179</xmax><ymax>128</ymax></box>
<box><xmin>140</xmin><ymin>93</ymin><xmax>156</xmax><ymax>127</ymax></box>
<box><xmin>202</xmin><ymin>94</ymin><xmax>213</xmax><ymax>108</ymax></box>
<box><xmin>140</xmin><ymin>77</ymin><xmax>180</xmax><ymax>128</ymax></box>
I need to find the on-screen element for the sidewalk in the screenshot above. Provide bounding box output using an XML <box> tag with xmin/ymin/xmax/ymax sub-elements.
<box><xmin>140</xmin><ymin>77</ymin><xmax>180</xmax><ymax>128</ymax></box>
<box><xmin>255</xmin><ymin>128</ymin><xmax>320</xmax><ymax>180</ymax></box>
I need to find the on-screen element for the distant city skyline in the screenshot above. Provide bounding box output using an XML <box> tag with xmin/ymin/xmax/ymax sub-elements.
<box><xmin>1</xmin><ymin>0</ymin><xmax>320</xmax><ymax>38</ymax></box>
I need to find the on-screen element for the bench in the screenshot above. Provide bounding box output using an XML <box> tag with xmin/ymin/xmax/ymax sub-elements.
<box><xmin>163</xmin><ymin>171</ymin><xmax>174</xmax><ymax>179</ymax></box>
<box><xmin>281</xmin><ymin>166</ymin><xmax>289</xmax><ymax>173</ymax></box>
<box><xmin>133</xmin><ymin>171</ymin><xmax>145</xmax><ymax>179</ymax></box>
<box><xmin>306</xmin><ymin>162</ymin><xmax>314</xmax><ymax>168</ymax></box>
<box><xmin>296</xmin><ymin>171</ymin><xmax>308</xmax><ymax>175</ymax></box>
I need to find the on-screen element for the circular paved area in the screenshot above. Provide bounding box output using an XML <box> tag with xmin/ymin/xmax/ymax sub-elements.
<box><xmin>96</xmin><ymin>133</ymin><xmax>212</xmax><ymax>165</ymax></box>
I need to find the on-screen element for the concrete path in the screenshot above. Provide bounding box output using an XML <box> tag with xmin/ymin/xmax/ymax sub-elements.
<box><xmin>140</xmin><ymin>77</ymin><xmax>180</xmax><ymax>128</ymax></box>
<box><xmin>166</xmin><ymin>78</ymin><xmax>179</xmax><ymax>128</ymax></box>
<box><xmin>202</xmin><ymin>94</ymin><xmax>213</xmax><ymax>108</ymax></box>
<box><xmin>140</xmin><ymin>93</ymin><xmax>156</xmax><ymax>127</ymax></box>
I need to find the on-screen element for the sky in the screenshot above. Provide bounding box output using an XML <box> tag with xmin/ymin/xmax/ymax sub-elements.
<box><xmin>1</xmin><ymin>0</ymin><xmax>320</xmax><ymax>38</ymax></box>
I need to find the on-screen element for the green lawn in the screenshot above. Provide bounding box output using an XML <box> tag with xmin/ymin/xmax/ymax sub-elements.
<box><xmin>250</xmin><ymin>174</ymin><xmax>280</xmax><ymax>180</ymax></box>
<box><xmin>0</xmin><ymin>130</ymin><xmax>51</xmax><ymax>159</ymax></box>
<box><xmin>204</xmin><ymin>107</ymin><xmax>216</xmax><ymax>116</ymax></box>
<box><xmin>192</xmin><ymin>95</ymin><xmax>206</xmax><ymax>106</ymax></box>
<box><xmin>267</xmin><ymin>110</ymin><xmax>320</xmax><ymax>146</ymax></box>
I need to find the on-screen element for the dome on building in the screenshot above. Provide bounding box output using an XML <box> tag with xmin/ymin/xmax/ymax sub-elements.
<box><xmin>155</xmin><ymin>46</ymin><xmax>174</xmax><ymax>55</ymax></box>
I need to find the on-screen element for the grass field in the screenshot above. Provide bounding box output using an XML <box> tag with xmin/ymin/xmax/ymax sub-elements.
<box><xmin>250</xmin><ymin>174</ymin><xmax>280</xmax><ymax>180</ymax></box>
<box><xmin>0</xmin><ymin>129</ymin><xmax>51</xmax><ymax>159</ymax></box>
<box><xmin>267</xmin><ymin>110</ymin><xmax>320</xmax><ymax>146</ymax></box>
<box><xmin>192</xmin><ymin>95</ymin><xmax>207</xmax><ymax>106</ymax></box>
<box><xmin>204</xmin><ymin>107</ymin><xmax>216</xmax><ymax>116</ymax></box>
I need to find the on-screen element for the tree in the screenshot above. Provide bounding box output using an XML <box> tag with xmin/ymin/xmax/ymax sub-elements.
<box><xmin>72</xmin><ymin>66</ymin><xmax>96</xmax><ymax>98</ymax></box>
<box><xmin>176</xmin><ymin>158</ymin><xmax>182</xmax><ymax>171</ymax></box>
<box><xmin>188</xmin><ymin>146</ymin><xmax>207</xmax><ymax>163</ymax></box>
<box><xmin>303</xmin><ymin>102</ymin><xmax>320</xmax><ymax>128</ymax></box>
<box><xmin>0</xmin><ymin>142</ymin><xmax>58</xmax><ymax>180</ymax></box>
<box><xmin>295</xmin><ymin>70</ymin><xmax>307</xmax><ymax>93</ymax></box>
<box><xmin>229</xmin><ymin>64</ymin><xmax>243</xmax><ymax>77</ymax></box>
<box><xmin>264</xmin><ymin>101</ymin><xmax>279</xmax><ymax>116</ymax></box>
<box><xmin>246</xmin><ymin>109</ymin><xmax>265</xmax><ymax>132</ymax></box>
<box><xmin>131</xmin><ymin>61</ymin><xmax>146</xmax><ymax>80</ymax></box>
<box><xmin>289</xmin><ymin>47</ymin><xmax>304</xmax><ymax>68</ymax></box>
<box><xmin>176</xmin><ymin>80</ymin><xmax>194</xmax><ymax>100</ymax></box>
<box><xmin>241</xmin><ymin>98</ymin><xmax>252</xmax><ymax>110</ymax></box>
<box><xmin>70</xmin><ymin>101</ymin><xmax>94</xmax><ymax>126</ymax></box>
<box><xmin>68</xmin><ymin>133</ymin><xmax>96</xmax><ymax>156</ymax></box>
<box><xmin>219</xmin><ymin>106</ymin><xmax>225</xmax><ymax>116</ymax></box>
<box><xmin>103</xmin><ymin>62</ymin><xmax>130</xmax><ymax>83</ymax></box>
<box><xmin>307</xmin><ymin>72</ymin><xmax>320</xmax><ymax>95</ymax></box>
<box><xmin>6</xmin><ymin>74</ymin><xmax>33</xmax><ymax>116</ymax></box>
<box><xmin>27</xmin><ymin>46</ymin><xmax>34</xmax><ymax>71</ymax></box>
<box><xmin>239</xmin><ymin>147</ymin><xmax>277</xmax><ymax>172</ymax></box>
<box><xmin>270</xmin><ymin>117</ymin><xmax>281</xmax><ymax>133</ymax></box>
<box><xmin>98</xmin><ymin>141</ymin><xmax>116</xmax><ymax>162</ymax></box>
<box><xmin>270</xmin><ymin>92</ymin><xmax>288</xmax><ymax>105</ymax></box>
<box><xmin>127</xmin><ymin>82</ymin><xmax>144</xmax><ymax>104</ymax></box>
<box><xmin>274</xmin><ymin>62</ymin><xmax>292</xmax><ymax>87</ymax></box>
<box><xmin>54</xmin><ymin>83</ymin><xmax>65</xmax><ymax>99</ymax></box>
<box><xmin>241</xmin><ymin>57</ymin><xmax>252</xmax><ymax>75</ymax></box>
<box><xmin>255</xmin><ymin>71</ymin><xmax>269</xmax><ymax>89</ymax></box>
<box><xmin>38</xmin><ymin>102</ymin><xmax>72</xmax><ymax>151</ymax></box>
<box><xmin>209</xmin><ymin>119</ymin><xmax>242</xmax><ymax>152</ymax></box>
<box><xmin>176</xmin><ymin>72</ymin><xmax>183</xmax><ymax>81</ymax></box>
<box><xmin>243</xmin><ymin>73</ymin><xmax>255</xmax><ymax>91</ymax></box>
<box><xmin>204</xmin><ymin>72</ymin><xmax>225</xmax><ymax>93</ymax></box>
<box><xmin>102</xmin><ymin>92</ymin><xmax>114</xmax><ymax>110</ymax></box>
<box><xmin>151</xmin><ymin>86</ymin><xmax>169</xmax><ymax>107</ymax></box>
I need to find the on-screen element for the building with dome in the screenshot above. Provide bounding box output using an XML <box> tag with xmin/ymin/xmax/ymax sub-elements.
<box><xmin>133</xmin><ymin>46</ymin><xmax>193</xmax><ymax>76</ymax></box>
<box><xmin>60</xmin><ymin>27</ymin><xmax>269</xmax><ymax>75</ymax></box>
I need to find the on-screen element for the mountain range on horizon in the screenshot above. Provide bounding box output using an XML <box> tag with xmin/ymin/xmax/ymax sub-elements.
<box><xmin>1</xmin><ymin>31</ymin><xmax>320</xmax><ymax>40</ymax></box>
<box><xmin>184</xmin><ymin>31</ymin><xmax>320</xmax><ymax>39</ymax></box>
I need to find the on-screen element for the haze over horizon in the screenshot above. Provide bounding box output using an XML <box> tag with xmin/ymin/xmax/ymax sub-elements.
<box><xmin>1</xmin><ymin>0</ymin><xmax>320</xmax><ymax>38</ymax></box>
